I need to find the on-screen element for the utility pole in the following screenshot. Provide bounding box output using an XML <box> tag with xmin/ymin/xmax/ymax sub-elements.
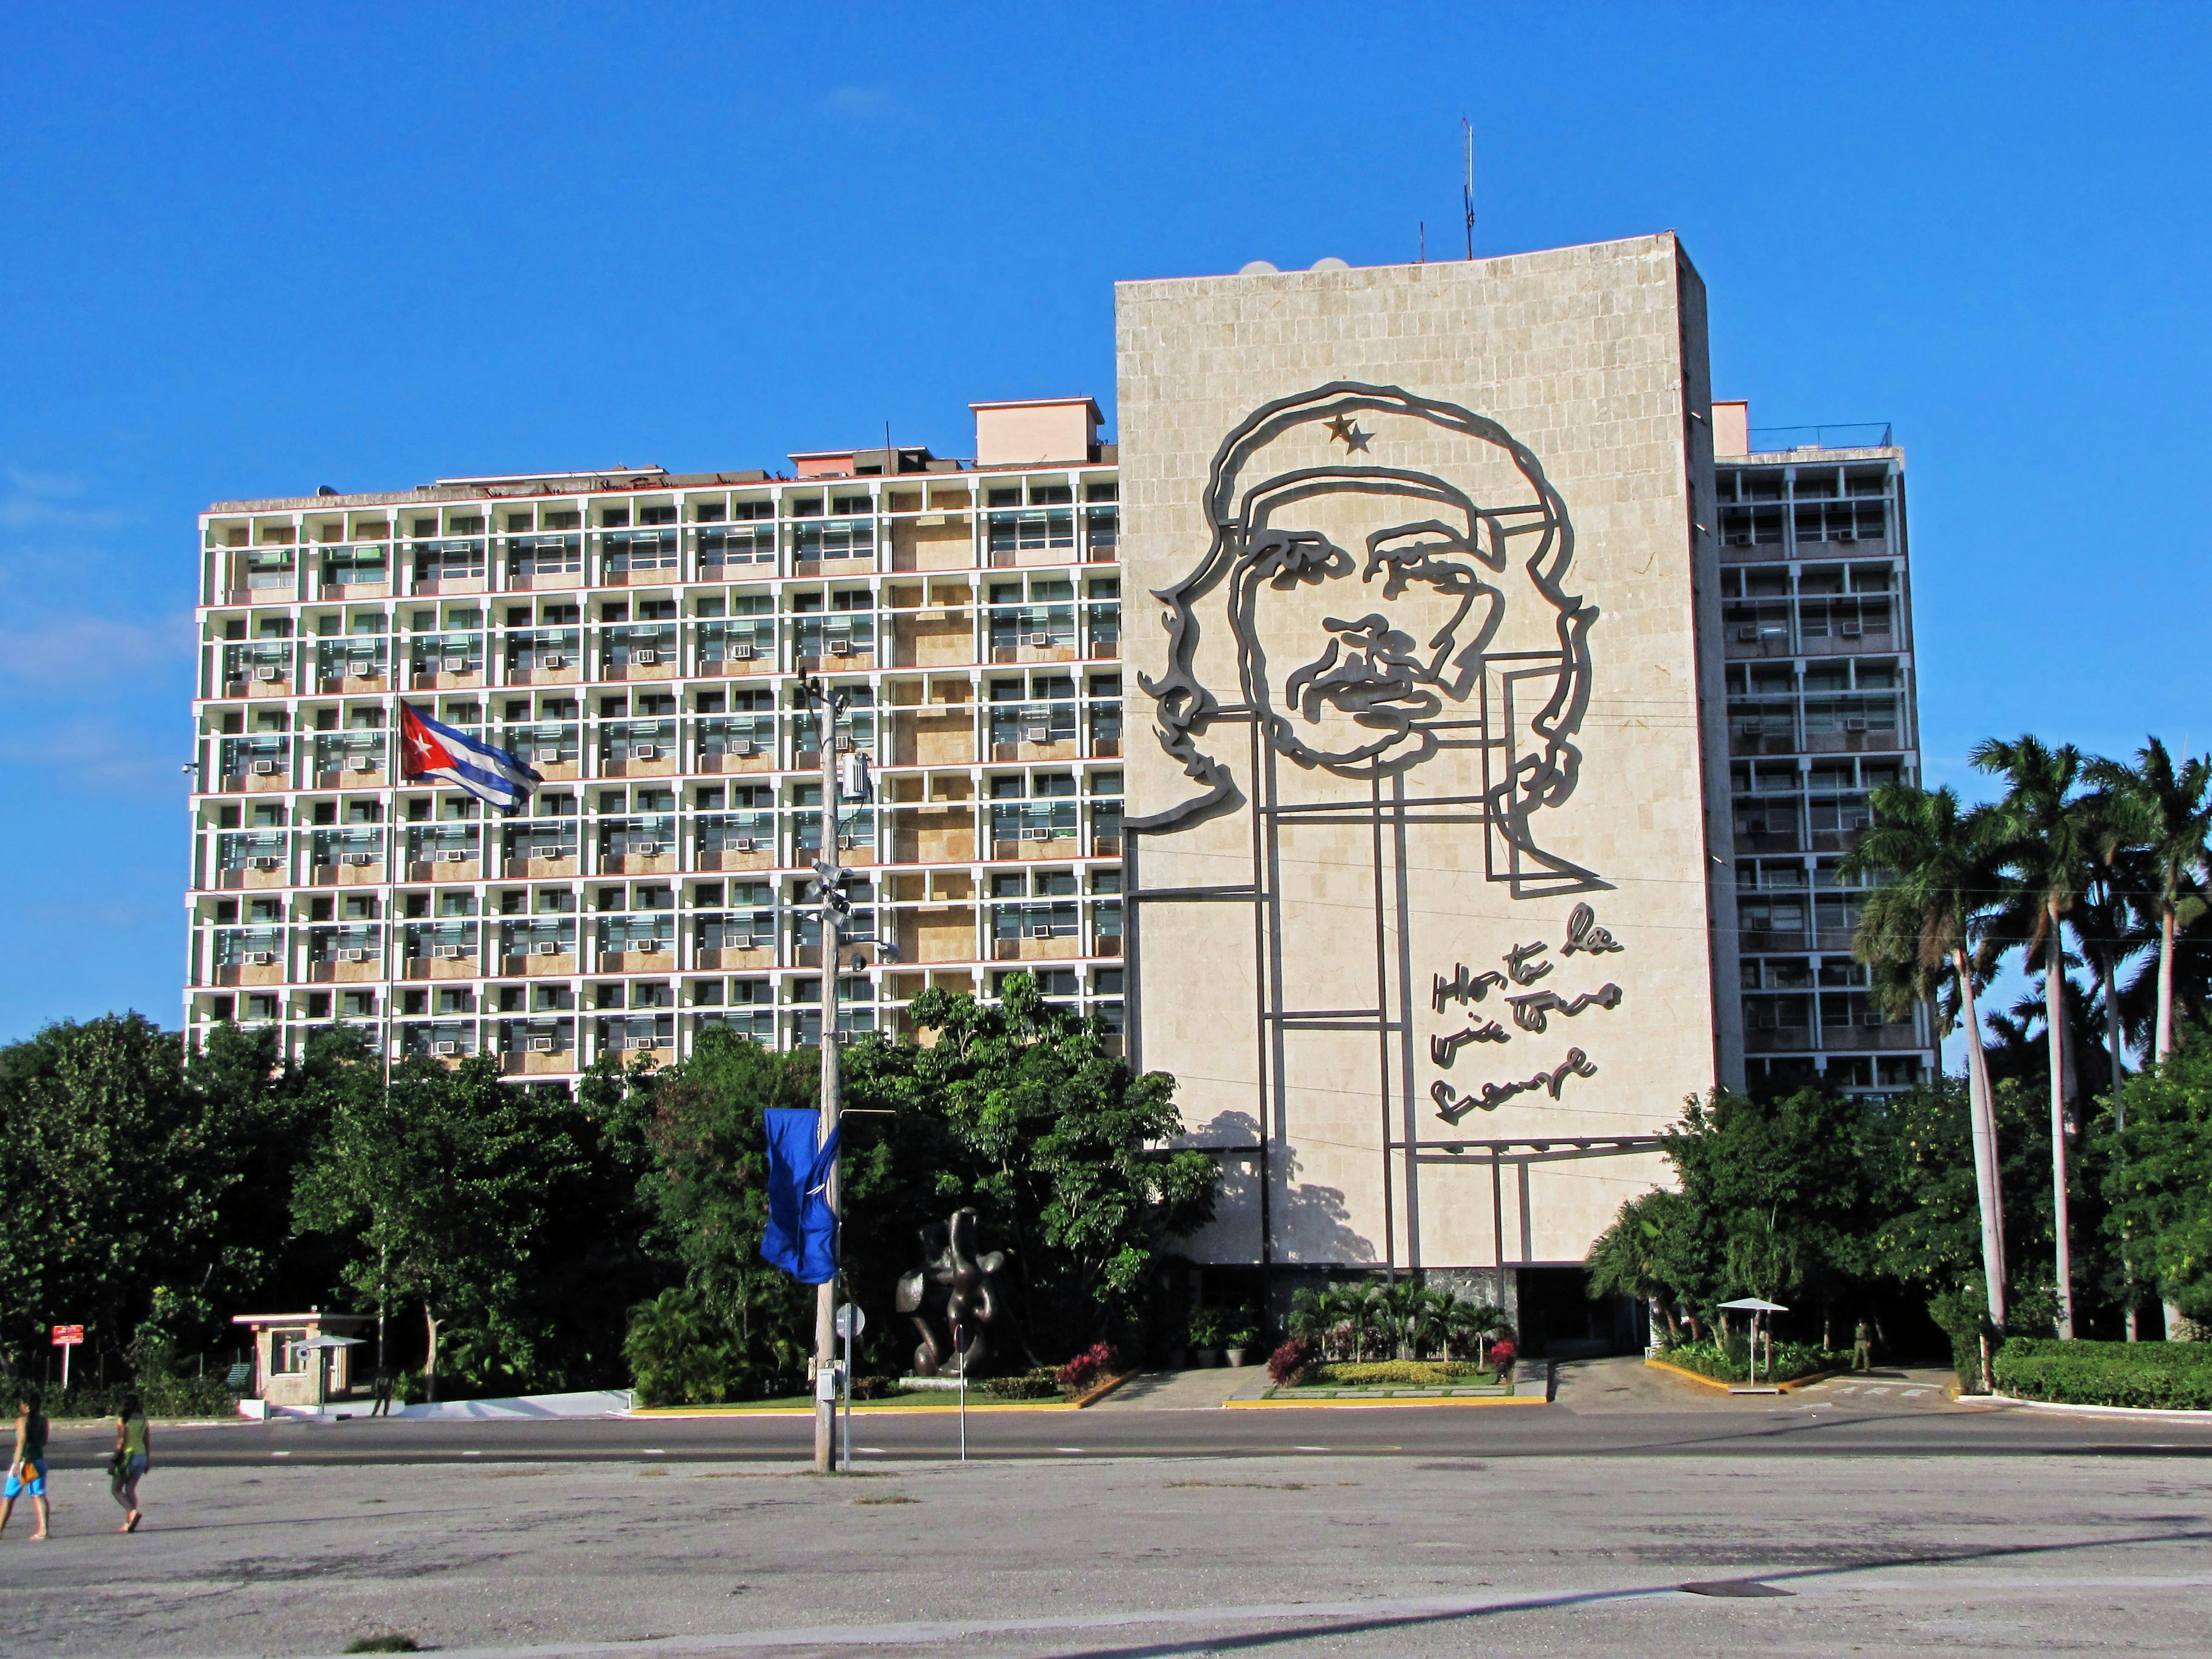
<box><xmin>803</xmin><ymin>673</ymin><xmax>846</xmax><ymax>1475</ymax></box>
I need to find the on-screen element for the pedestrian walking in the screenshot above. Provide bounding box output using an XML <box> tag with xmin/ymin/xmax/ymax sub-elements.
<box><xmin>371</xmin><ymin>1367</ymin><xmax>395</xmax><ymax>1418</ymax></box>
<box><xmin>1852</xmin><ymin>1318</ymin><xmax>1875</xmax><ymax>1373</ymax></box>
<box><xmin>111</xmin><ymin>1394</ymin><xmax>150</xmax><ymax>1533</ymax></box>
<box><xmin>0</xmin><ymin>1390</ymin><xmax>51</xmax><ymax>1541</ymax></box>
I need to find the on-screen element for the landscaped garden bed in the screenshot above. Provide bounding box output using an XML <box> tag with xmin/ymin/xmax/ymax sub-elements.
<box><xmin>1649</xmin><ymin>1339</ymin><xmax>1845</xmax><ymax>1386</ymax></box>
<box><xmin>1992</xmin><ymin>1339</ymin><xmax>2212</xmax><ymax>1410</ymax></box>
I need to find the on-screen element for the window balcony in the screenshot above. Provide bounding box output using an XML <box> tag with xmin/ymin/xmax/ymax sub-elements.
<box><xmin>505</xmin><ymin>535</ymin><xmax>582</xmax><ymax>586</ymax></box>
<box><xmin>503</xmin><ymin>632</ymin><xmax>582</xmax><ymax>686</ymax></box>
<box><xmin>501</xmin><ymin>1018</ymin><xmax>577</xmax><ymax>1075</ymax></box>
<box><xmin>601</xmin><ymin>529</ymin><xmax>679</xmax><ymax>582</ymax></box>
<box><xmin>694</xmin><ymin>813</ymin><xmax>775</xmax><ymax>871</ymax></box>
<box><xmin>597</xmin><ymin>816</ymin><xmax>677</xmax><ymax>874</ymax></box>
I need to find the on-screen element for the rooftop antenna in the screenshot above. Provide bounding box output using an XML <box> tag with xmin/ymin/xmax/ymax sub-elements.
<box><xmin>1418</xmin><ymin>221</ymin><xmax>1426</xmax><ymax>263</ymax></box>
<box><xmin>1462</xmin><ymin>115</ymin><xmax>1476</xmax><ymax>260</ymax></box>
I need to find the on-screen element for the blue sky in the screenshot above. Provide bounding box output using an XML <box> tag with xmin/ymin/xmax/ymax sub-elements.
<box><xmin>1</xmin><ymin>3</ymin><xmax>2205</xmax><ymax>1040</ymax></box>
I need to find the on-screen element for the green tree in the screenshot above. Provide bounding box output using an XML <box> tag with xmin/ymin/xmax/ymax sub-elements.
<box><xmin>2100</xmin><ymin>1028</ymin><xmax>2212</xmax><ymax>1325</ymax></box>
<box><xmin>1974</xmin><ymin>734</ymin><xmax>2098</xmax><ymax>1337</ymax></box>
<box><xmin>1840</xmin><ymin>781</ymin><xmax>2010</xmax><ymax>1330</ymax></box>
<box><xmin>292</xmin><ymin>1037</ymin><xmax>593</xmax><ymax>1400</ymax></box>
<box><xmin>2087</xmin><ymin>737</ymin><xmax>2212</xmax><ymax>1064</ymax></box>
<box><xmin>0</xmin><ymin>1013</ymin><xmax>307</xmax><ymax>1378</ymax></box>
<box><xmin>1586</xmin><ymin>1190</ymin><xmax>1690</xmax><ymax>1342</ymax></box>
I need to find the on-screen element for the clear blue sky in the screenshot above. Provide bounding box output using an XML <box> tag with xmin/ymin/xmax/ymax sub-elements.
<box><xmin>1</xmin><ymin>2</ymin><xmax>2205</xmax><ymax>1039</ymax></box>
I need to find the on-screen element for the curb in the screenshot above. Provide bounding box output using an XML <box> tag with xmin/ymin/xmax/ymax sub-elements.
<box><xmin>628</xmin><ymin>1399</ymin><xmax>1080</xmax><ymax>1418</ymax></box>
<box><xmin>1070</xmin><ymin>1373</ymin><xmax>1128</xmax><ymax>1409</ymax></box>
<box><xmin>1228</xmin><ymin>1393</ymin><xmax>1546</xmax><ymax>1410</ymax></box>
<box><xmin>1644</xmin><ymin>1357</ymin><xmax>1836</xmax><ymax>1394</ymax></box>
<box><xmin>1955</xmin><ymin>1391</ymin><xmax>2212</xmax><ymax>1423</ymax></box>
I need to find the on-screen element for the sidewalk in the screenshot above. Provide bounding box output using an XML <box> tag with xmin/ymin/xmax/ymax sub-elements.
<box><xmin>1093</xmin><ymin>1365</ymin><xmax>1272</xmax><ymax>1410</ymax></box>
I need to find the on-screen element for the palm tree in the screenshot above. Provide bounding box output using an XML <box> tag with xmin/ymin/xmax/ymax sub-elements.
<box><xmin>1839</xmin><ymin>781</ymin><xmax>2008</xmax><ymax>1337</ymax></box>
<box><xmin>1586</xmin><ymin>1191</ymin><xmax>1683</xmax><ymax>1347</ymax></box>
<box><xmin>2086</xmin><ymin>738</ymin><xmax>2212</xmax><ymax>1063</ymax></box>
<box><xmin>1442</xmin><ymin>1296</ymin><xmax>1508</xmax><ymax>1366</ymax></box>
<box><xmin>1974</xmin><ymin>735</ymin><xmax>2097</xmax><ymax>1339</ymax></box>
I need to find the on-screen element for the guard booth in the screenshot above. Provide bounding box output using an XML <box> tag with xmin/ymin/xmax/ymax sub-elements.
<box><xmin>230</xmin><ymin>1312</ymin><xmax>372</xmax><ymax>1411</ymax></box>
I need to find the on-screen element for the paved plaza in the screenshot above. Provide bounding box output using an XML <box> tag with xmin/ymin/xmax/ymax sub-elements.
<box><xmin>1</xmin><ymin>1363</ymin><xmax>2207</xmax><ymax>1658</ymax></box>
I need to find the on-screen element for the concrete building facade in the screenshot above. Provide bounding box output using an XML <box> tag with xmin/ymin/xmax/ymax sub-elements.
<box><xmin>1115</xmin><ymin>235</ymin><xmax>1744</xmax><ymax>1306</ymax></box>
<box><xmin>1712</xmin><ymin>402</ymin><xmax>1935</xmax><ymax>1097</ymax></box>
<box><xmin>185</xmin><ymin>403</ymin><xmax>1130</xmax><ymax>1072</ymax></box>
<box><xmin>181</xmin><ymin>234</ymin><xmax>1924</xmax><ymax>1324</ymax></box>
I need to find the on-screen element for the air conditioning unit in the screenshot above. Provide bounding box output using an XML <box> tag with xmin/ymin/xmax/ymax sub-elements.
<box><xmin>1029</xmin><ymin>632</ymin><xmax>1054</xmax><ymax>647</ymax></box>
<box><xmin>342</xmin><ymin>851</ymin><xmax>376</xmax><ymax>866</ymax></box>
<box><xmin>1022</xmin><ymin>827</ymin><xmax>1055</xmax><ymax>841</ymax></box>
<box><xmin>1031</xmin><ymin>925</ymin><xmax>1055</xmax><ymax>940</ymax></box>
<box><xmin>440</xmin><ymin>849</ymin><xmax>469</xmax><ymax>862</ymax></box>
<box><xmin>1840</xmin><ymin>620</ymin><xmax>1864</xmax><ymax>638</ymax></box>
<box><xmin>443</xmin><ymin>657</ymin><xmax>468</xmax><ymax>673</ymax></box>
<box><xmin>540</xmin><ymin>654</ymin><xmax>566</xmax><ymax>669</ymax></box>
<box><xmin>730</xmin><ymin>739</ymin><xmax>756</xmax><ymax>757</ymax></box>
<box><xmin>528</xmin><ymin>1036</ymin><xmax>555</xmax><ymax>1052</ymax></box>
<box><xmin>1838</xmin><ymin>533</ymin><xmax>1858</xmax><ymax>544</ymax></box>
<box><xmin>732</xmin><ymin>836</ymin><xmax>757</xmax><ymax>853</ymax></box>
<box><xmin>244</xmin><ymin>950</ymin><xmax>275</xmax><ymax>967</ymax></box>
<box><xmin>835</xmin><ymin>735</ymin><xmax>855</xmax><ymax>753</ymax></box>
<box><xmin>433</xmin><ymin>1040</ymin><xmax>460</xmax><ymax>1056</ymax></box>
<box><xmin>729</xmin><ymin>643</ymin><xmax>756</xmax><ymax>661</ymax></box>
<box><xmin>350</xmin><ymin>756</ymin><xmax>377</xmax><ymax>771</ymax></box>
<box><xmin>830</xmin><ymin>639</ymin><xmax>854</xmax><ymax>656</ymax></box>
<box><xmin>536</xmin><ymin>748</ymin><xmax>563</xmax><ymax>764</ymax></box>
<box><xmin>730</xmin><ymin>933</ymin><xmax>756</xmax><ymax>951</ymax></box>
<box><xmin>251</xmin><ymin>854</ymin><xmax>282</xmax><ymax>870</ymax></box>
<box><xmin>255</xmin><ymin>665</ymin><xmax>283</xmax><ymax>682</ymax></box>
<box><xmin>638</xmin><ymin>743</ymin><xmax>665</xmax><ymax>762</ymax></box>
<box><xmin>1843</xmin><ymin>717</ymin><xmax>1868</xmax><ymax>734</ymax></box>
<box><xmin>632</xmin><ymin>938</ymin><xmax>661</xmax><ymax>953</ymax></box>
<box><xmin>1734</xmin><ymin>625</ymin><xmax>1759</xmax><ymax>642</ymax></box>
<box><xmin>251</xmin><ymin>759</ymin><xmax>281</xmax><ymax>775</ymax></box>
<box><xmin>338</xmin><ymin>947</ymin><xmax>368</xmax><ymax>963</ymax></box>
<box><xmin>1023</xmin><ymin>726</ymin><xmax>1051</xmax><ymax>743</ymax></box>
<box><xmin>532</xmin><ymin>940</ymin><xmax>562</xmax><ymax>955</ymax></box>
<box><xmin>639</xmin><ymin>648</ymin><xmax>666</xmax><ymax>666</ymax></box>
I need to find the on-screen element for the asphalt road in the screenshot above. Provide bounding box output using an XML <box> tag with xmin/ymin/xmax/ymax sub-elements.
<box><xmin>37</xmin><ymin>1382</ymin><xmax>2212</xmax><ymax>1468</ymax></box>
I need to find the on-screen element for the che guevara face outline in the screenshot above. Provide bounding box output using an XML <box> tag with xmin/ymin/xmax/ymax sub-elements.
<box><xmin>1230</xmin><ymin>471</ymin><xmax>1505</xmax><ymax>777</ymax></box>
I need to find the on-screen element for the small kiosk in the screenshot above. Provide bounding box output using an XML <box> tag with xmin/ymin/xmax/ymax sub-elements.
<box><xmin>232</xmin><ymin>1312</ymin><xmax>373</xmax><ymax>1413</ymax></box>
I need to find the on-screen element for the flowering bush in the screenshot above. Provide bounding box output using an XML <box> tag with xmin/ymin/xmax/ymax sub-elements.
<box><xmin>1487</xmin><ymin>1337</ymin><xmax>1517</xmax><ymax>1376</ymax></box>
<box><xmin>1268</xmin><ymin>1335</ymin><xmax>1317</xmax><ymax>1387</ymax></box>
<box><xmin>1055</xmin><ymin>1342</ymin><xmax>1119</xmax><ymax>1395</ymax></box>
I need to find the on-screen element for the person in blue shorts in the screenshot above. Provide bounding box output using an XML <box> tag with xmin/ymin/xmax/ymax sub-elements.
<box><xmin>0</xmin><ymin>1390</ymin><xmax>52</xmax><ymax>1540</ymax></box>
<box><xmin>111</xmin><ymin>1393</ymin><xmax>151</xmax><ymax>1532</ymax></box>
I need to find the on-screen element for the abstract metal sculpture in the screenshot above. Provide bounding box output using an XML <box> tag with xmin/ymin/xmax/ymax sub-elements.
<box><xmin>893</xmin><ymin>1207</ymin><xmax>1009</xmax><ymax>1377</ymax></box>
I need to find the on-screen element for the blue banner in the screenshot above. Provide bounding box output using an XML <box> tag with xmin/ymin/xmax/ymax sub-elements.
<box><xmin>761</xmin><ymin>1108</ymin><xmax>839</xmax><ymax>1284</ymax></box>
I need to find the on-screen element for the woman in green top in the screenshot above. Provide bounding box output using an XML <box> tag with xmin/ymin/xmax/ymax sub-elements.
<box><xmin>112</xmin><ymin>1393</ymin><xmax>150</xmax><ymax>1533</ymax></box>
<box><xmin>0</xmin><ymin>1391</ymin><xmax>51</xmax><ymax>1540</ymax></box>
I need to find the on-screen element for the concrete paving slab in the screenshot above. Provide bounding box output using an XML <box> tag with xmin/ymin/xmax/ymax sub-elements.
<box><xmin>1091</xmin><ymin>1364</ymin><xmax>1268</xmax><ymax>1409</ymax></box>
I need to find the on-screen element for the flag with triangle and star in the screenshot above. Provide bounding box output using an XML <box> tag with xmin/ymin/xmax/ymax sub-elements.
<box><xmin>397</xmin><ymin>701</ymin><xmax>542</xmax><ymax>814</ymax></box>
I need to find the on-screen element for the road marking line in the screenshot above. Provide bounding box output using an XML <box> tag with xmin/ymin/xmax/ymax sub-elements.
<box><xmin>1055</xmin><ymin>1447</ymin><xmax>1084</xmax><ymax>1453</ymax></box>
<box><xmin>643</xmin><ymin>1449</ymin><xmax>666</xmax><ymax>1456</ymax></box>
<box><xmin>463</xmin><ymin>1450</ymin><xmax>483</xmax><ymax>1457</ymax></box>
<box><xmin>1294</xmin><ymin>1445</ymin><xmax>1330</xmax><ymax>1451</ymax></box>
<box><xmin>270</xmin><ymin>1450</ymin><xmax>291</xmax><ymax>1457</ymax></box>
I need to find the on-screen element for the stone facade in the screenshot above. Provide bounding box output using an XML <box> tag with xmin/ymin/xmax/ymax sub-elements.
<box><xmin>1115</xmin><ymin>234</ymin><xmax>1742</xmax><ymax>1277</ymax></box>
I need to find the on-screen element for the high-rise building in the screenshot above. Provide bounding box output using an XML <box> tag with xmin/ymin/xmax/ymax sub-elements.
<box><xmin>184</xmin><ymin>399</ymin><xmax>1130</xmax><ymax>1073</ymax></box>
<box><xmin>1712</xmin><ymin>402</ymin><xmax>1936</xmax><ymax>1098</ymax></box>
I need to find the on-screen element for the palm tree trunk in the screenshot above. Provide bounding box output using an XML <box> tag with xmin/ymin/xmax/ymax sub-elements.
<box><xmin>2157</xmin><ymin>904</ymin><xmax>2177</xmax><ymax>1062</ymax></box>
<box><xmin>2104</xmin><ymin>958</ymin><xmax>2124</xmax><ymax>1092</ymax></box>
<box><xmin>1953</xmin><ymin>947</ymin><xmax>2008</xmax><ymax>1332</ymax></box>
<box><xmin>2046</xmin><ymin>909</ymin><xmax>2075</xmax><ymax>1340</ymax></box>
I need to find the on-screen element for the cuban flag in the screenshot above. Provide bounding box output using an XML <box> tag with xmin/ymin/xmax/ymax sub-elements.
<box><xmin>398</xmin><ymin>702</ymin><xmax>541</xmax><ymax>814</ymax></box>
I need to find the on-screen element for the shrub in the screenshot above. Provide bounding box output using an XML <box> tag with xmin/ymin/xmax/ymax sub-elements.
<box><xmin>1656</xmin><ymin>1338</ymin><xmax>1839</xmax><ymax>1384</ymax></box>
<box><xmin>983</xmin><ymin>1368</ymin><xmax>1061</xmax><ymax>1400</ymax></box>
<box><xmin>1294</xmin><ymin>1359</ymin><xmax>1494</xmax><ymax>1388</ymax></box>
<box><xmin>1993</xmin><ymin>1339</ymin><xmax>2212</xmax><ymax>1410</ymax></box>
<box><xmin>1268</xmin><ymin>1336</ymin><xmax>1316</xmax><ymax>1387</ymax></box>
<box><xmin>1186</xmin><ymin>1308</ymin><xmax>1226</xmax><ymax>1349</ymax></box>
<box><xmin>1056</xmin><ymin>1342</ymin><xmax>1118</xmax><ymax>1395</ymax></box>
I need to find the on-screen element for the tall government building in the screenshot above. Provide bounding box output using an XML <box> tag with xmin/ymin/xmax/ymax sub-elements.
<box><xmin>185</xmin><ymin>232</ymin><xmax>1927</xmax><ymax>1331</ymax></box>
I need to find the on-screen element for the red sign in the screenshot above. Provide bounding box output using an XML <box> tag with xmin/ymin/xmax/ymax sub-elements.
<box><xmin>50</xmin><ymin>1325</ymin><xmax>83</xmax><ymax>1346</ymax></box>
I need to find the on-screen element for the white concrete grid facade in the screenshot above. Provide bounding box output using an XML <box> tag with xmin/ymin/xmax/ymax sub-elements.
<box><xmin>184</xmin><ymin>403</ymin><xmax>1131</xmax><ymax>1075</ymax></box>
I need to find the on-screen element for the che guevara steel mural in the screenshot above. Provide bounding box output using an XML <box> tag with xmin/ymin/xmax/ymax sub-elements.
<box><xmin>1129</xmin><ymin>382</ymin><xmax>1626</xmax><ymax>1181</ymax></box>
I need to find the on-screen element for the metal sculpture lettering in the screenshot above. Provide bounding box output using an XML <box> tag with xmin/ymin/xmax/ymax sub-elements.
<box><xmin>1426</xmin><ymin>904</ymin><xmax>1626</xmax><ymax>1116</ymax></box>
<box><xmin>1431</xmin><ymin>1047</ymin><xmax>1597</xmax><ymax>1125</ymax></box>
<box><xmin>893</xmin><ymin>1207</ymin><xmax>1009</xmax><ymax>1378</ymax></box>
